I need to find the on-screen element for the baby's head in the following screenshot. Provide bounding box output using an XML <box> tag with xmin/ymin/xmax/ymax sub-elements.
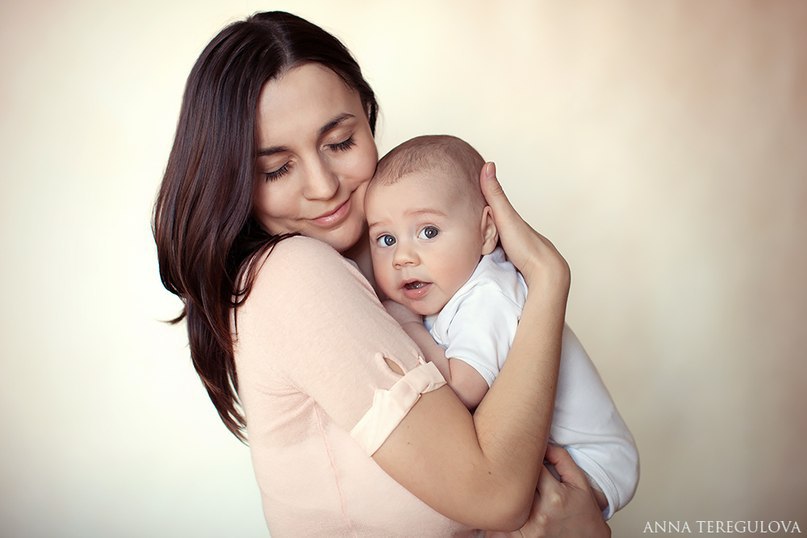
<box><xmin>365</xmin><ymin>135</ymin><xmax>498</xmax><ymax>316</ymax></box>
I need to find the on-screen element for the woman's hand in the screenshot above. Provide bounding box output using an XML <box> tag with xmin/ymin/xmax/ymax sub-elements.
<box><xmin>480</xmin><ymin>163</ymin><xmax>570</xmax><ymax>295</ymax></box>
<box><xmin>486</xmin><ymin>444</ymin><xmax>611</xmax><ymax>538</ymax></box>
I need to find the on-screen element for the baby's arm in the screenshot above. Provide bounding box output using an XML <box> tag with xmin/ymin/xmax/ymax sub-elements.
<box><xmin>383</xmin><ymin>301</ymin><xmax>489</xmax><ymax>409</ymax></box>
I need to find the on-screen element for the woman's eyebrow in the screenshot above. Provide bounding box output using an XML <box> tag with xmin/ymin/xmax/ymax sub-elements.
<box><xmin>257</xmin><ymin>145</ymin><xmax>288</xmax><ymax>157</ymax></box>
<box><xmin>319</xmin><ymin>113</ymin><xmax>355</xmax><ymax>136</ymax></box>
<box><xmin>257</xmin><ymin>113</ymin><xmax>356</xmax><ymax>157</ymax></box>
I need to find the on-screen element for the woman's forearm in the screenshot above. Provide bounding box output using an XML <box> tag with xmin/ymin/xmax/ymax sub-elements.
<box><xmin>469</xmin><ymin>162</ymin><xmax>572</xmax><ymax>519</ymax></box>
<box><xmin>473</xmin><ymin>281</ymin><xmax>568</xmax><ymax>518</ymax></box>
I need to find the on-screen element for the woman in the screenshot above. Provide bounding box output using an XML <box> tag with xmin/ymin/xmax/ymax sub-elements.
<box><xmin>153</xmin><ymin>11</ymin><xmax>610</xmax><ymax>536</ymax></box>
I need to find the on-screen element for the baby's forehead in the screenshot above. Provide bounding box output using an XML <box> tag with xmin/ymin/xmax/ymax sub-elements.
<box><xmin>380</xmin><ymin>161</ymin><xmax>476</xmax><ymax>193</ymax></box>
<box><xmin>422</xmin><ymin>163</ymin><xmax>484</xmax><ymax>207</ymax></box>
<box><xmin>368</xmin><ymin>165</ymin><xmax>484</xmax><ymax>217</ymax></box>
<box><xmin>415</xmin><ymin>163</ymin><xmax>470</xmax><ymax>188</ymax></box>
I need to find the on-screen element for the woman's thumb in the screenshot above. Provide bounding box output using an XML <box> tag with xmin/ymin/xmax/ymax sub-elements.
<box><xmin>480</xmin><ymin>162</ymin><xmax>502</xmax><ymax>196</ymax></box>
<box><xmin>480</xmin><ymin>162</ymin><xmax>512</xmax><ymax>216</ymax></box>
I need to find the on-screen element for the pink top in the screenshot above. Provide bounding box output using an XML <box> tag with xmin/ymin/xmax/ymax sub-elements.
<box><xmin>234</xmin><ymin>237</ymin><xmax>476</xmax><ymax>537</ymax></box>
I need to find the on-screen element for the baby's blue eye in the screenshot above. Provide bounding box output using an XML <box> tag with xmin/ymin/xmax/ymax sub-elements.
<box><xmin>418</xmin><ymin>226</ymin><xmax>439</xmax><ymax>240</ymax></box>
<box><xmin>376</xmin><ymin>234</ymin><xmax>396</xmax><ymax>247</ymax></box>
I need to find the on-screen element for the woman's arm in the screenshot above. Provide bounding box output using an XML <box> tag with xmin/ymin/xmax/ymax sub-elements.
<box><xmin>373</xmin><ymin>163</ymin><xmax>572</xmax><ymax>530</ymax></box>
<box><xmin>487</xmin><ymin>445</ymin><xmax>612</xmax><ymax>537</ymax></box>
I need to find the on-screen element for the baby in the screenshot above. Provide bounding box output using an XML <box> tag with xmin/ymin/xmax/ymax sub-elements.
<box><xmin>365</xmin><ymin>134</ymin><xmax>639</xmax><ymax>519</ymax></box>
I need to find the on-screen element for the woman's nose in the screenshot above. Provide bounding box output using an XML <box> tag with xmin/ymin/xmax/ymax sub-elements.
<box><xmin>303</xmin><ymin>158</ymin><xmax>339</xmax><ymax>200</ymax></box>
<box><xmin>393</xmin><ymin>242</ymin><xmax>419</xmax><ymax>268</ymax></box>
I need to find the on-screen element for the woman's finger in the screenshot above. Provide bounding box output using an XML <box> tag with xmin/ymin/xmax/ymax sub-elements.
<box><xmin>544</xmin><ymin>443</ymin><xmax>589</xmax><ymax>489</ymax></box>
<box><xmin>478</xmin><ymin>162</ymin><xmax>533</xmax><ymax>264</ymax></box>
<box><xmin>478</xmin><ymin>162</ymin><xmax>570</xmax><ymax>290</ymax></box>
<box><xmin>479</xmin><ymin>162</ymin><xmax>519</xmax><ymax>232</ymax></box>
<box><xmin>525</xmin><ymin>449</ymin><xmax>611</xmax><ymax>537</ymax></box>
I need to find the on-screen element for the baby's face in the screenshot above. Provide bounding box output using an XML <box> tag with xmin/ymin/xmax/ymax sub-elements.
<box><xmin>365</xmin><ymin>170</ymin><xmax>488</xmax><ymax>316</ymax></box>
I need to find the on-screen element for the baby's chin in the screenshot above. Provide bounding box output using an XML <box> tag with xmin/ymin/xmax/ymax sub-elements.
<box><xmin>382</xmin><ymin>285</ymin><xmax>446</xmax><ymax>317</ymax></box>
<box><xmin>406</xmin><ymin>299</ymin><xmax>445</xmax><ymax>318</ymax></box>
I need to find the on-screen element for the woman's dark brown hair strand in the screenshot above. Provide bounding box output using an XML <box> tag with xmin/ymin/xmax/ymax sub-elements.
<box><xmin>152</xmin><ymin>11</ymin><xmax>378</xmax><ymax>441</ymax></box>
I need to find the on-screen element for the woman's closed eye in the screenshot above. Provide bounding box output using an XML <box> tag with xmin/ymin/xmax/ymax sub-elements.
<box><xmin>417</xmin><ymin>225</ymin><xmax>440</xmax><ymax>240</ymax></box>
<box><xmin>262</xmin><ymin>136</ymin><xmax>353</xmax><ymax>182</ymax></box>
<box><xmin>327</xmin><ymin>135</ymin><xmax>356</xmax><ymax>152</ymax></box>
<box><xmin>264</xmin><ymin>163</ymin><xmax>291</xmax><ymax>182</ymax></box>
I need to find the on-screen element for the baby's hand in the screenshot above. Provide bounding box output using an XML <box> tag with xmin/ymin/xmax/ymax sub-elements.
<box><xmin>382</xmin><ymin>300</ymin><xmax>422</xmax><ymax>328</ymax></box>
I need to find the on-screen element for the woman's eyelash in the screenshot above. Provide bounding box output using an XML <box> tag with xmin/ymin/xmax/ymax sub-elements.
<box><xmin>264</xmin><ymin>164</ymin><xmax>290</xmax><ymax>182</ymax></box>
<box><xmin>328</xmin><ymin>136</ymin><xmax>355</xmax><ymax>151</ymax></box>
<box><xmin>262</xmin><ymin>137</ymin><xmax>352</xmax><ymax>181</ymax></box>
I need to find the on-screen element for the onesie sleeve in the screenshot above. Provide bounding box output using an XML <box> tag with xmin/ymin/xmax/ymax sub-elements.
<box><xmin>234</xmin><ymin>236</ymin><xmax>445</xmax><ymax>455</ymax></box>
<box><xmin>441</xmin><ymin>282</ymin><xmax>523</xmax><ymax>387</ymax></box>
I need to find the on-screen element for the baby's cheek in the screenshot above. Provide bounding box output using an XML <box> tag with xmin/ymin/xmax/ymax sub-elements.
<box><xmin>369</xmin><ymin>257</ymin><xmax>388</xmax><ymax>289</ymax></box>
<box><xmin>379</xmin><ymin>272</ymin><xmax>396</xmax><ymax>299</ymax></box>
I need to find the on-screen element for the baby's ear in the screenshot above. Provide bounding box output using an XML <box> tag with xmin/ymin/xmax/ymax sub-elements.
<box><xmin>480</xmin><ymin>205</ymin><xmax>499</xmax><ymax>255</ymax></box>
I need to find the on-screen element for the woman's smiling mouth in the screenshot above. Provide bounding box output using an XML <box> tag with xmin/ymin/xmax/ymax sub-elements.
<box><xmin>311</xmin><ymin>198</ymin><xmax>351</xmax><ymax>228</ymax></box>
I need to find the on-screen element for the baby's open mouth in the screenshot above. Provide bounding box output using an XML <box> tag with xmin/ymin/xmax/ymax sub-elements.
<box><xmin>403</xmin><ymin>281</ymin><xmax>427</xmax><ymax>290</ymax></box>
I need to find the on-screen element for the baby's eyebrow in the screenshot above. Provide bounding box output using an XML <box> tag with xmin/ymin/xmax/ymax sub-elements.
<box><xmin>404</xmin><ymin>208</ymin><xmax>448</xmax><ymax>218</ymax></box>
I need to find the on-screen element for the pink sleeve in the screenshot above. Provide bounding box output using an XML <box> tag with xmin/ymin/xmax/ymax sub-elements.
<box><xmin>235</xmin><ymin>236</ymin><xmax>445</xmax><ymax>454</ymax></box>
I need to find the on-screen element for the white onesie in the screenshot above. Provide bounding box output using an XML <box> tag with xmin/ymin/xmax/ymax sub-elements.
<box><xmin>425</xmin><ymin>247</ymin><xmax>639</xmax><ymax>519</ymax></box>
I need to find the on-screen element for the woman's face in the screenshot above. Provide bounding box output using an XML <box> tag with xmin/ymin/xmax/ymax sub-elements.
<box><xmin>252</xmin><ymin>63</ymin><xmax>378</xmax><ymax>253</ymax></box>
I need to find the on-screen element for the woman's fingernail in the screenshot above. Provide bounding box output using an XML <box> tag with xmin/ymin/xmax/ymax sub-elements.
<box><xmin>485</xmin><ymin>162</ymin><xmax>496</xmax><ymax>180</ymax></box>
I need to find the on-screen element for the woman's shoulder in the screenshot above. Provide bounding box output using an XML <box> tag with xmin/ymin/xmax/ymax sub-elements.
<box><xmin>257</xmin><ymin>235</ymin><xmax>352</xmax><ymax>276</ymax></box>
<box><xmin>249</xmin><ymin>235</ymin><xmax>371</xmax><ymax>300</ymax></box>
<box><xmin>266</xmin><ymin>234</ymin><xmax>344</xmax><ymax>263</ymax></box>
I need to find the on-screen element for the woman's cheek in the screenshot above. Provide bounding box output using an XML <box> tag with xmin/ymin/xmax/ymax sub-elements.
<box><xmin>352</xmin><ymin>141</ymin><xmax>379</xmax><ymax>185</ymax></box>
<box><xmin>252</xmin><ymin>181</ymin><xmax>297</xmax><ymax>233</ymax></box>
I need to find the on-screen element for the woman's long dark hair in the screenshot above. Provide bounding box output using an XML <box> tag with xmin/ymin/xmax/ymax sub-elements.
<box><xmin>152</xmin><ymin>11</ymin><xmax>379</xmax><ymax>441</ymax></box>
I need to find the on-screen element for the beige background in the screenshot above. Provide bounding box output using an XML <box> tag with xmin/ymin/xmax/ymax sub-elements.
<box><xmin>1</xmin><ymin>1</ymin><xmax>805</xmax><ymax>536</ymax></box>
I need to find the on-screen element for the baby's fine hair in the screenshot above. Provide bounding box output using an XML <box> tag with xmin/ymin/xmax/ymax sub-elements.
<box><xmin>373</xmin><ymin>135</ymin><xmax>486</xmax><ymax>208</ymax></box>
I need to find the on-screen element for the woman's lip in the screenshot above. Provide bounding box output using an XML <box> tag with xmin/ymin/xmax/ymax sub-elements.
<box><xmin>311</xmin><ymin>198</ymin><xmax>351</xmax><ymax>228</ymax></box>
